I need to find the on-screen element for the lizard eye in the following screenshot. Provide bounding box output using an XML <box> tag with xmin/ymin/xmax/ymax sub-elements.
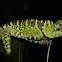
<box><xmin>55</xmin><ymin>28</ymin><xmax>60</xmax><ymax>31</ymax></box>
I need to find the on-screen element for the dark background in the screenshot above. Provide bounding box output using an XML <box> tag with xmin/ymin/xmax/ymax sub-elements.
<box><xmin>0</xmin><ymin>0</ymin><xmax>62</xmax><ymax>62</ymax></box>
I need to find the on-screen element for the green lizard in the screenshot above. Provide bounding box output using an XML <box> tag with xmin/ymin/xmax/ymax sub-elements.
<box><xmin>0</xmin><ymin>19</ymin><xmax>62</xmax><ymax>55</ymax></box>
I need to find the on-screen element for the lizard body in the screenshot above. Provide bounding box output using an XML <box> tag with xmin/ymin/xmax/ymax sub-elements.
<box><xmin>0</xmin><ymin>19</ymin><xmax>62</xmax><ymax>55</ymax></box>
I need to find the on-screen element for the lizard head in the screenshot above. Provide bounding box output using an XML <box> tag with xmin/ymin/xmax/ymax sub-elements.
<box><xmin>42</xmin><ymin>20</ymin><xmax>62</xmax><ymax>38</ymax></box>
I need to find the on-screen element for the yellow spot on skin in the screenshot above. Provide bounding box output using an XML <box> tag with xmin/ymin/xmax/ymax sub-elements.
<box><xmin>25</xmin><ymin>19</ymin><xmax>28</xmax><ymax>26</ymax></box>
<box><xmin>3</xmin><ymin>41</ymin><xmax>5</xmax><ymax>44</ymax></box>
<box><xmin>41</xmin><ymin>20</ymin><xmax>43</xmax><ymax>23</ymax></box>
<box><xmin>35</xmin><ymin>19</ymin><xmax>38</xmax><ymax>26</ymax></box>
<box><xmin>18</xmin><ymin>35</ymin><xmax>21</xmax><ymax>38</ymax></box>
<box><xmin>7</xmin><ymin>45</ymin><xmax>11</xmax><ymax>48</ymax></box>
<box><xmin>17</xmin><ymin>20</ymin><xmax>19</xmax><ymax>25</ymax></box>
<box><xmin>51</xmin><ymin>21</ymin><xmax>53</xmax><ymax>25</ymax></box>
<box><xmin>21</xmin><ymin>33</ymin><xmax>23</xmax><ymax>36</ymax></box>
<box><xmin>3</xmin><ymin>24</ymin><xmax>7</xmax><ymax>28</ymax></box>
<box><xmin>44</xmin><ymin>20</ymin><xmax>47</xmax><ymax>26</ymax></box>
<box><xmin>16</xmin><ymin>32</ymin><xmax>19</xmax><ymax>36</ymax></box>
<box><xmin>6</xmin><ymin>48</ymin><xmax>11</xmax><ymax>55</ymax></box>
<box><xmin>10</xmin><ymin>21</ymin><xmax>13</xmax><ymax>26</ymax></box>
<box><xmin>48</xmin><ymin>20</ymin><xmax>50</xmax><ymax>26</ymax></box>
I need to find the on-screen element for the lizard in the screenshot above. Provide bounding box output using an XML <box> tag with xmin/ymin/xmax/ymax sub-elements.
<box><xmin>0</xmin><ymin>19</ymin><xmax>62</xmax><ymax>55</ymax></box>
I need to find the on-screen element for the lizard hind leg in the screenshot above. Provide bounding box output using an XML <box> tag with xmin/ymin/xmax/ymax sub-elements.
<box><xmin>2</xmin><ymin>31</ymin><xmax>11</xmax><ymax>55</ymax></box>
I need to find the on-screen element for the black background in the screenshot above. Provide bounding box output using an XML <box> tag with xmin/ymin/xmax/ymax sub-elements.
<box><xmin>0</xmin><ymin>0</ymin><xmax>62</xmax><ymax>62</ymax></box>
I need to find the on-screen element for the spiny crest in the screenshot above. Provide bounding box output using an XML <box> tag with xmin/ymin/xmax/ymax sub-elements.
<box><xmin>3</xmin><ymin>19</ymin><xmax>43</xmax><ymax>28</ymax></box>
<box><xmin>44</xmin><ymin>20</ymin><xmax>53</xmax><ymax>26</ymax></box>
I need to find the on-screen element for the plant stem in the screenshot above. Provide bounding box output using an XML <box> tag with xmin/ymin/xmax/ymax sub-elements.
<box><xmin>19</xmin><ymin>42</ymin><xmax>21</xmax><ymax>62</ymax></box>
<box><xmin>19</xmin><ymin>42</ymin><xmax>24</xmax><ymax>62</ymax></box>
<box><xmin>46</xmin><ymin>45</ymin><xmax>51</xmax><ymax>62</ymax></box>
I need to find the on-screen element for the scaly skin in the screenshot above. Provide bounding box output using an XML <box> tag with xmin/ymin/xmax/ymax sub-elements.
<box><xmin>0</xmin><ymin>19</ymin><xmax>62</xmax><ymax>55</ymax></box>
